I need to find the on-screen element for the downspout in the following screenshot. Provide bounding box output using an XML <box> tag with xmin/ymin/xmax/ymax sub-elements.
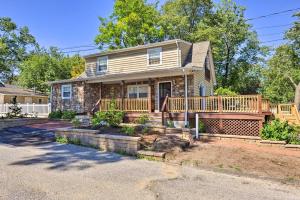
<box><xmin>183</xmin><ymin>68</ymin><xmax>188</xmax><ymax>127</ymax></box>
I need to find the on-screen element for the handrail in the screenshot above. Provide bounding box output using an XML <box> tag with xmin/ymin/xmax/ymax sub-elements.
<box><xmin>91</xmin><ymin>98</ymin><xmax>101</xmax><ymax>114</ymax></box>
<box><xmin>161</xmin><ymin>95</ymin><xmax>169</xmax><ymax>126</ymax></box>
<box><xmin>167</xmin><ymin>95</ymin><xmax>265</xmax><ymax>113</ymax></box>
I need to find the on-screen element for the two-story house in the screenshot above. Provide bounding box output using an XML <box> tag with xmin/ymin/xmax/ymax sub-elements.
<box><xmin>49</xmin><ymin>39</ymin><xmax>216</xmax><ymax>125</ymax></box>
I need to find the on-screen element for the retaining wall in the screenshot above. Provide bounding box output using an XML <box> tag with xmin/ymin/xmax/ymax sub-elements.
<box><xmin>55</xmin><ymin>128</ymin><xmax>141</xmax><ymax>155</ymax></box>
<box><xmin>0</xmin><ymin>118</ymin><xmax>48</xmax><ymax>130</ymax></box>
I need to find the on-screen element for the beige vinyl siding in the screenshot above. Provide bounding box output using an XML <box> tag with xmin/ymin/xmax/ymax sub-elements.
<box><xmin>0</xmin><ymin>94</ymin><xmax>4</xmax><ymax>104</ymax></box>
<box><xmin>179</xmin><ymin>42</ymin><xmax>192</xmax><ymax>66</ymax></box>
<box><xmin>193</xmin><ymin>55</ymin><xmax>214</xmax><ymax>96</ymax></box>
<box><xmin>85</xmin><ymin>43</ymin><xmax>179</xmax><ymax>77</ymax></box>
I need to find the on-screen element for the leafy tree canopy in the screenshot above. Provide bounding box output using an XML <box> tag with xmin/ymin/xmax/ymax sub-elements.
<box><xmin>193</xmin><ymin>0</ymin><xmax>268</xmax><ymax>94</ymax></box>
<box><xmin>95</xmin><ymin>0</ymin><xmax>164</xmax><ymax>49</ymax></box>
<box><xmin>263</xmin><ymin>12</ymin><xmax>300</xmax><ymax>104</ymax></box>
<box><xmin>18</xmin><ymin>48</ymin><xmax>85</xmax><ymax>93</ymax></box>
<box><xmin>0</xmin><ymin>17</ymin><xmax>36</xmax><ymax>83</ymax></box>
<box><xmin>160</xmin><ymin>0</ymin><xmax>212</xmax><ymax>41</ymax></box>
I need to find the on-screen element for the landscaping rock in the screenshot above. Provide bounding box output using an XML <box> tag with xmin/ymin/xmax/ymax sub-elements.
<box><xmin>153</xmin><ymin>135</ymin><xmax>190</xmax><ymax>152</ymax></box>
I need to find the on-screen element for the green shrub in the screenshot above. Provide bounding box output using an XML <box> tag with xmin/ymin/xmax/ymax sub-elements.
<box><xmin>71</xmin><ymin>118</ymin><xmax>81</xmax><ymax>128</ymax></box>
<box><xmin>48</xmin><ymin>110</ymin><xmax>62</xmax><ymax>119</ymax></box>
<box><xmin>136</xmin><ymin>114</ymin><xmax>149</xmax><ymax>124</ymax></box>
<box><xmin>68</xmin><ymin>138</ymin><xmax>81</xmax><ymax>145</ymax></box>
<box><xmin>92</xmin><ymin>100</ymin><xmax>124</xmax><ymax>127</ymax></box>
<box><xmin>166</xmin><ymin>120</ymin><xmax>175</xmax><ymax>128</ymax></box>
<box><xmin>121</xmin><ymin>126</ymin><xmax>135</xmax><ymax>136</ymax></box>
<box><xmin>61</xmin><ymin>110</ymin><xmax>76</xmax><ymax>120</ymax></box>
<box><xmin>214</xmin><ymin>87</ymin><xmax>237</xmax><ymax>96</ymax></box>
<box><xmin>261</xmin><ymin>119</ymin><xmax>300</xmax><ymax>144</ymax></box>
<box><xmin>198</xmin><ymin>120</ymin><xmax>205</xmax><ymax>132</ymax></box>
<box><xmin>141</xmin><ymin>126</ymin><xmax>149</xmax><ymax>134</ymax></box>
<box><xmin>55</xmin><ymin>136</ymin><xmax>68</xmax><ymax>144</ymax></box>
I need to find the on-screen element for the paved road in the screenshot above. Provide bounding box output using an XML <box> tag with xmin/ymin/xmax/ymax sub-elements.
<box><xmin>0</xmin><ymin>127</ymin><xmax>299</xmax><ymax>200</ymax></box>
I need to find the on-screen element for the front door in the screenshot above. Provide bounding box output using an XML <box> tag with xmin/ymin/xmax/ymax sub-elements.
<box><xmin>159</xmin><ymin>82</ymin><xmax>171</xmax><ymax>111</ymax></box>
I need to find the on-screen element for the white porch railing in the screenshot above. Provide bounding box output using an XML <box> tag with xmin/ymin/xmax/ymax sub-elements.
<box><xmin>0</xmin><ymin>103</ymin><xmax>51</xmax><ymax>117</ymax></box>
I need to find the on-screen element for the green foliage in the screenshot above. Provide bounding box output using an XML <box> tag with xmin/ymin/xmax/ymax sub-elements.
<box><xmin>55</xmin><ymin>136</ymin><xmax>68</xmax><ymax>144</ymax></box>
<box><xmin>6</xmin><ymin>96</ymin><xmax>22</xmax><ymax>118</ymax></box>
<box><xmin>194</xmin><ymin>0</ymin><xmax>267</xmax><ymax>93</ymax></box>
<box><xmin>55</xmin><ymin>136</ymin><xmax>81</xmax><ymax>145</ymax></box>
<box><xmin>48</xmin><ymin>110</ymin><xmax>63</xmax><ymax>119</ymax></box>
<box><xmin>95</xmin><ymin>0</ymin><xmax>164</xmax><ymax>49</ymax></box>
<box><xmin>261</xmin><ymin>119</ymin><xmax>300</xmax><ymax>144</ymax></box>
<box><xmin>61</xmin><ymin>110</ymin><xmax>76</xmax><ymax>120</ymax></box>
<box><xmin>198</xmin><ymin>120</ymin><xmax>205</xmax><ymax>132</ymax></box>
<box><xmin>0</xmin><ymin>17</ymin><xmax>36</xmax><ymax>82</ymax></box>
<box><xmin>121</xmin><ymin>125</ymin><xmax>135</xmax><ymax>136</ymax></box>
<box><xmin>92</xmin><ymin>100</ymin><xmax>124</xmax><ymax>127</ymax></box>
<box><xmin>141</xmin><ymin>126</ymin><xmax>149</xmax><ymax>134</ymax></box>
<box><xmin>214</xmin><ymin>87</ymin><xmax>237</xmax><ymax>96</ymax></box>
<box><xmin>166</xmin><ymin>120</ymin><xmax>175</xmax><ymax>128</ymax></box>
<box><xmin>160</xmin><ymin>0</ymin><xmax>212</xmax><ymax>41</ymax></box>
<box><xmin>71</xmin><ymin>118</ymin><xmax>81</xmax><ymax>128</ymax></box>
<box><xmin>136</xmin><ymin>114</ymin><xmax>149</xmax><ymax>124</ymax></box>
<box><xmin>70</xmin><ymin>55</ymin><xmax>85</xmax><ymax>78</ymax></box>
<box><xmin>18</xmin><ymin>48</ymin><xmax>85</xmax><ymax>93</ymax></box>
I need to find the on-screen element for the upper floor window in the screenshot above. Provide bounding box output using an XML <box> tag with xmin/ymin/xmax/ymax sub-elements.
<box><xmin>97</xmin><ymin>56</ymin><xmax>108</xmax><ymax>73</ymax></box>
<box><xmin>147</xmin><ymin>47</ymin><xmax>162</xmax><ymax>66</ymax></box>
<box><xmin>61</xmin><ymin>84</ymin><xmax>72</xmax><ymax>99</ymax></box>
<box><xmin>204</xmin><ymin>55</ymin><xmax>211</xmax><ymax>81</ymax></box>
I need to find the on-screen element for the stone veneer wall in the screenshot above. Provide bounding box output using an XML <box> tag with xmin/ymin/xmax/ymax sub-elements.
<box><xmin>55</xmin><ymin>128</ymin><xmax>141</xmax><ymax>155</ymax></box>
<box><xmin>52</xmin><ymin>82</ymin><xmax>85</xmax><ymax>113</ymax></box>
<box><xmin>51</xmin><ymin>75</ymin><xmax>194</xmax><ymax>113</ymax></box>
<box><xmin>0</xmin><ymin>118</ymin><xmax>48</xmax><ymax>130</ymax></box>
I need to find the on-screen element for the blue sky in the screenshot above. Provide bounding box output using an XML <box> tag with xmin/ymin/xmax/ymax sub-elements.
<box><xmin>0</xmin><ymin>0</ymin><xmax>299</xmax><ymax>55</ymax></box>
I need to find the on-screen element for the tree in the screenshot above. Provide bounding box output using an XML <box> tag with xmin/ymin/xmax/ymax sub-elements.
<box><xmin>160</xmin><ymin>0</ymin><xmax>212</xmax><ymax>41</ymax></box>
<box><xmin>193</xmin><ymin>0</ymin><xmax>267</xmax><ymax>93</ymax></box>
<box><xmin>95</xmin><ymin>0</ymin><xmax>164</xmax><ymax>49</ymax></box>
<box><xmin>263</xmin><ymin>12</ymin><xmax>300</xmax><ymax>106</ymax></box>
<box><xmin>262</xmin><ymin>45</ymin><xmax>300</xmax><ymax>104</ymax></box>
<box><xmin>70</xmin><ymin>55</ymin><xmax>85</xmax><ymax>78</ymax></box>
<box><xmin>0</xmin><ymin>17</ymin><xmax>36</xmax><ymax>82</ymax></box>
<box><xmin>18</xmin><ymin>48</ymin><xmax>85</xmax><ymax>93</ymax></box>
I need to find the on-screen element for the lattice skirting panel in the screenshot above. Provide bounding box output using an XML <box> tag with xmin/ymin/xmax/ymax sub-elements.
<box><xmin>201</xmin><ymin>118</ymin><xmax>261</xmax><ymax>136</ymax></box>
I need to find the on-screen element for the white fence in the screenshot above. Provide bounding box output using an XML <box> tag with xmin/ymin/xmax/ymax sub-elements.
<box><xmin>0</xmin><ymin>103</ymin><xmax>51</xmax><ymax>117</ymax></box>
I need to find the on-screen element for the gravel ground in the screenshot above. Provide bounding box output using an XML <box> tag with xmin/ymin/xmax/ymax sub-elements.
<box><xmin>0</xmin><ymin>129</ymin><xmax>300</xmax><ymax>200</ymax></box>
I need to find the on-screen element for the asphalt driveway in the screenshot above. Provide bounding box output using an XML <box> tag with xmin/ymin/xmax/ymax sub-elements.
<box><xmin>0</xmin><ymin>124</ymin><xmax>300</xmax><ymax>200</ymax></box>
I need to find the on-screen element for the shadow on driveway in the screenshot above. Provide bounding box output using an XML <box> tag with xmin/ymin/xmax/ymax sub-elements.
<box><xmin>0</xmin><ymin>121</ymin><xmax>127</xmax><ymax>171</ymax></box>
<box><xmin>8</xmin><ymin>142</ymin><xmax>127</xmax><ymax>171</ymax></box>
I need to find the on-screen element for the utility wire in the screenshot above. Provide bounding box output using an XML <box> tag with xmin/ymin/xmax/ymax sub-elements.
<box><xmin>246</xmin><ymin>7</ymin><xmax>300</xmax><ymax>21</ymax></box>
<box><xmin>254</xmin><ymin>23</ymin><xmax>293</xmax><ymax>30</ymax></box>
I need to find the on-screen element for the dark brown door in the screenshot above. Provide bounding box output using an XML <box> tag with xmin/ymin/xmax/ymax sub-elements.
<box><xmin>159</xmin><ymin>82</ymin><xmax>171</xmax><ymax>111</ymax></box>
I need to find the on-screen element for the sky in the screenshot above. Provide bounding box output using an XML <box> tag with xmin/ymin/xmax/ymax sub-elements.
<box><xmin>0</xmin><ymin>0</ymin><xmax>299</xmax><ymax>56</ymax></box>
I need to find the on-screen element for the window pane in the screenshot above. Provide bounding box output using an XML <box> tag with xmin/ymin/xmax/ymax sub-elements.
<box><xmin>148</xmin><ymin>48</ymin><xmax>161</xmax><ymax>65</ymax></box>
<box><xmin>128</xmin><ymin>86</ymin><xmax>138</xmax><ymax>98</ymax></box>
<box><xmin>138</xmin><ymin>86</ymin><xmax>148</xmax><ymax>98</ymax></box>
<box><xmin>98</xmin><ymin>57</ymin><xmax>107</xmax><ymax>72</ymax></box>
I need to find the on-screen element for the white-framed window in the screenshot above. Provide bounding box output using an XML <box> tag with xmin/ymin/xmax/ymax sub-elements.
<box><xmin>127</xmin><ymin>85</ymin><xmax>148</xmax><ymax>98</ymax></box>
<box><xmin>147</xmin><ymin>47</ymin><xmax>162</xmax><ymax>66</ymax></box>
<box><xmin>61</xmin><ymin>84</ymin><xmax>72</xmax><ymax>99</ymax></box>
<box><xmin>97</xmin><ymin>56</ymin><xmax>108</xmax><ymax>73</ymax></box>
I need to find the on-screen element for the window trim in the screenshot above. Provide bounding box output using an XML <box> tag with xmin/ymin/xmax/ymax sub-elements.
<box><xmin>61</xmin><ymin>84</ymin><xmax>72</xmax><ymax>100</ymax></box>
<box><xmin>147</xmin><ymin>47</ymin><xmax>162</xmax><ymax>66</ymax></box>
<box><xmin>127</xmin><ymin>84</ymin><xmax>149</xmax><ymax>98</ymax></box>
<box><xmin>96</xmin><ymin>56</ymin><xmax>108</xmax><ymax>73</ymax></box>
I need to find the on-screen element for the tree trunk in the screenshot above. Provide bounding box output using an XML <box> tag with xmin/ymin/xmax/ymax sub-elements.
<box><xmin>295</xmin><ymin>83</ymin><xmax>300</xmax><ymax>110</ymax></box>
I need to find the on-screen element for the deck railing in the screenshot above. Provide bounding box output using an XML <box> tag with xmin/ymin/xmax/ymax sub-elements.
<box><xmin>167</xmin><ymin>95</ymin><xmax>268</xmax><ymax>113</ymax></box>
<box><xmin>99</xmin><ymin>98</ymin><xmax>149</xmax><ymax>112</ymax></box>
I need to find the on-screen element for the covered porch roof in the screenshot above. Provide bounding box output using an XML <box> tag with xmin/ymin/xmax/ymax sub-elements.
<box><xmin>48</xmin><ymin>66</ymin><xmax>201</xmax><ymax>85</ymax></box>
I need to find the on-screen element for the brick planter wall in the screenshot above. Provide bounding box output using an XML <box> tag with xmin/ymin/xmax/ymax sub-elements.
<box><xmin>55</xmin><ymin>128</ymin><xmax>141</xmax><ymax>155</ymax></box>
<box><xmin>0</xmin><ymin>118</ymin><xmax>48</xmax><ymax>130</ymax></box>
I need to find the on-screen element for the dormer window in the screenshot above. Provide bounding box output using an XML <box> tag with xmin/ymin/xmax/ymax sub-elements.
<box><xmin>97</xmin><ymin>56</ymin><xmax>108</xmax><ymax>73</ymax></box>
<box><xmin>147</xmin><ymin>47</ymin><xmax>162</xmax><ymax>66</ymax></box>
